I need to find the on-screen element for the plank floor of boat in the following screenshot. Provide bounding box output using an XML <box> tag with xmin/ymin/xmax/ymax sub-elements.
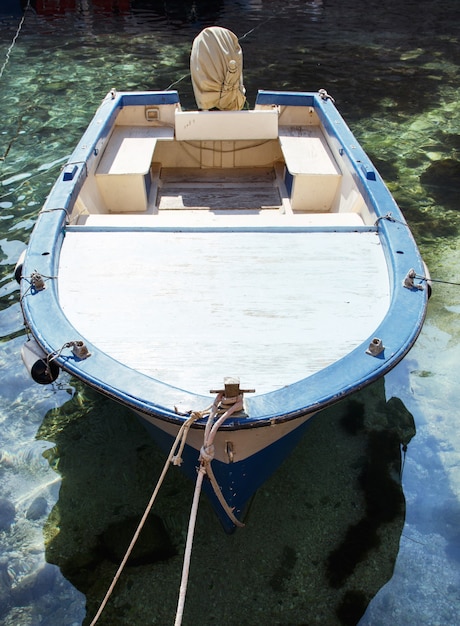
<box><xmin>157</xmin><ymin>167</ymin><xmax>282</xmax><ymax>211</ymax></box>
<box><xmin>58</xmin><ymin>230</ymin><xmax>390</xmax><ymax>395</ymax></box>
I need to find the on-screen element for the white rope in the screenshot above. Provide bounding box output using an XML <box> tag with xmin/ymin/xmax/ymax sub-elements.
<box><xmin>174</xmin><ymin>464</ymin><xmax>205</xmax><ymax>626</ymax></box>
<box><xmin>200</xmin><ymin>396</ymin><xmax>245</xmax><ymax>527</ymax></box>
<box><xmin>90</xmin><ymin>393</ymin><xmax>245</xmax><ymax>626</ymax></box>
<box><xmin>174</xmin><ymin>396</ymin><xmax>245</xmax><ymax>626</ymax></box>
<box><xmin>89</xmin><ymin>411</ymin><xmax>202</xmax><ymax>626</ymax></box>
<box><xmin>0</xmin><ymin>1</ymin><xmax>31</xmax><ymax>81</ymax></box>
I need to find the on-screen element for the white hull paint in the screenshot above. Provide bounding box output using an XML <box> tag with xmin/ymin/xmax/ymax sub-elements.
<box><xmin>136</xmin><ymin>408</ymin><xmax>315</xmax><ymax>464</ymax></box>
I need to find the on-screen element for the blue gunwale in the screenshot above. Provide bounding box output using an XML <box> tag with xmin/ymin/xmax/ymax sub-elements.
<box><xmin>20</xmin><ymin>90</ymin><xmax>428</xmax><ymax>429</ymax></box>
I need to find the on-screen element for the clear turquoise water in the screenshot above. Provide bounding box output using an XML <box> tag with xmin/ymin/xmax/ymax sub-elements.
<box><xmin>0</xmin><ymin>1</ymin><xmax>459</xmax><ymax>624</ymax></box>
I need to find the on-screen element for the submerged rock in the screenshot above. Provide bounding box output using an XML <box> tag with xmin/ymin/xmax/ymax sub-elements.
<box><xmin>0</xmin><ymin>556</ymin><xmax>12</xmax><ymax>619</ymax></box>
<box><xmin>98</xmin><ymin>514</ymin><xmax>176</xmax><ymax>566</ymax></box>
<box><xmin>26</xmin><ymin>497</ymin><xmax>48</xmax><ymax>521</ymax></box>
<box><xmin>420</xmin><ymin>158</ymin><xmax>460</xmax><ymax>211</ymax></box>
<box><xmin>420</xmin><ymin>158</ymin><xmax>460</xmax><ymax>191</ymax></box>
<box><xmin>0</xmin><ymin>498</ymin><xmax>15</xmax><ymax>530</ymax></box>
<box><xmin>10</xmin><ymin>562</ymin><xmax>57</xmax><ymax>606</ymax></box>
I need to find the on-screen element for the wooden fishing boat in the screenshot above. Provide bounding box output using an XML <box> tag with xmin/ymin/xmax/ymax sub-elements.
<box><xmin>19</xmin><ymin>87</ymin><xmax>429</xmax><ymax>532</ymax></box>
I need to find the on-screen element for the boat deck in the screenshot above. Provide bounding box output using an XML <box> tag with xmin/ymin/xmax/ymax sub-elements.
<box><xmin>58</xmin><ymin>224</ymin><xmax>390</xmax><ymax>396</ymax></box>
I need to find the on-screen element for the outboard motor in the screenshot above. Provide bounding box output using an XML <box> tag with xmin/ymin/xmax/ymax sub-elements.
<box><xmin>190</xmin><ymin>26</ymin><xmax>246</xmax><ymax>111</ymax></box>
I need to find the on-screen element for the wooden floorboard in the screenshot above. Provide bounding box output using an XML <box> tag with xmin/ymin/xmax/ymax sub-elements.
<box><xmin>158</xmin><ymin>186</ymin><xmax>281</xmax><ymax>210</ymax></box>
<box><xmin>58</xmin><ymin>230</ymin><xmax>390</xmax><ymax>395</ymax></box>
<box><xmin>160</xmin><ymin>167</ymin><xmax>276</xmax><ymax>183</ymax></box>
<box><xmin>158</xmin><ymin>167</ymin><xmax>281</xmax><ymax>210</ymax></box>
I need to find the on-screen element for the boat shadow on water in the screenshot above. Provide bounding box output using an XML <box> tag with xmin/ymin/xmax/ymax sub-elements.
<box><xmin>36</xmin><ymin>378</ymin><xmax>416</xmax><ymax>626</ymax></box>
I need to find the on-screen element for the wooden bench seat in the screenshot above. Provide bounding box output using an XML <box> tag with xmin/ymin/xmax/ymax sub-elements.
<box><xmin>175</xmin><ymin>109</ymin><xmax>278</xmax><ymax>141</ymax></box>
<box><xmin>279</xmin><ymin>125</ymin><xmax>342</xmax><ymax>212</ymax></box>
<box><xmin>96</xmin><ymin>126</ymin><xmax>173</xmax><ymax>212</ymax></box>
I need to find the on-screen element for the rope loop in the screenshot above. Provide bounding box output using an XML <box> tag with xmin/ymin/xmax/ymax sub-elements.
<box><xmin>199</xmin><ymin>443</ymin><xmax>215</xmax><ymax>463</ymax></box>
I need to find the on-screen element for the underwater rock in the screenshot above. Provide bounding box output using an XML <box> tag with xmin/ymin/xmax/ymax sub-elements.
<box><xmin>0</xmin><ymin>556</ymin><xmax>12</xmax><ymax>619</ymax></box>
<box><xmin>269</xmin><ymin>545</ymin><xmax>298</xmax><ymax>592</ymax></box>
<box><xmin>336</xmin><ymin>589</ymin><xmax>370</xmax><ymax>626</ymax></box>
<box><xmin>26</xmin><ymin>497</ymin><xmax>48</xmax><ymax>521</ymax></box>
<box><xmin>420</xmin><ymin>158</ymin><xmax>460</xmax><ymax>211</ymax></box>
<box><xmin>0</xmin><ymin>498</ymin><xmax>16</xmax><ymax>530</ymax></box>
<box><xmin>326</xmin><ymin>395</ymin><xmax>406</xmax><ymax>590</ymax></box>
<box><xmin>420</xmin><ymin>158</ymin><xmax>460</xmax><ymax>191</ymax></box>
<box><xmin>359</xmin><ymin>430</ymin><xmax>405</xmax><ymax>523</ymax></box>
<box><xmin>327</xmin><ymin>518</ymin><xmax>380</xmax><ymax>588</ymax></box>
<box><xmin>441</xmin><ymin>133</ymin><xmax>460</xmax><ymax>151</ymax></box>
<box><xmin>385</xmin><ymin>396</ymin><xmax>416</xmax><ymax>447</ymax></box>
<box><xmin>10</xmin><ymin>562</ymin><xmax>57</xmax><ymax>606</ymax></box>
<box><xmin>98</xmin><ymin>514</ymin><xmax>176</xmax><ymax>566</ymax></box>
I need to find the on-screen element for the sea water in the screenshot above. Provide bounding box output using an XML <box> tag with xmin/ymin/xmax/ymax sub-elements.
<box><xmin>0</xmin><ymin>1</ymin><xmax>459</xmax><ymax>624</ymax></box>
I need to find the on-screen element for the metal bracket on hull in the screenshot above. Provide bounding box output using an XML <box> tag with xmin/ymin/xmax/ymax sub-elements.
<box><xmin>403</xmin><ymin>268</ymin><xmax>425</xmax><ymax>291</ymax></box>
<box><xmin>366</xmin><ymin>337</ymin><xmax>385</xmax><ymax>357</ymax></box>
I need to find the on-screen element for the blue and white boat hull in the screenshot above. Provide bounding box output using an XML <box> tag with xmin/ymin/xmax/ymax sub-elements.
<box><xmin>137</xmin><ymin>410</ymin><xmax>313</xmax><ymax>533</ymax></box>
<box><xmin>19</xmin><ymin>88</ymin><xmax>429</xmax><ymax>531</ymax></box>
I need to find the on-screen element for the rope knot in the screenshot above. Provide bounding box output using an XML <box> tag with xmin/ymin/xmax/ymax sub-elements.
<box><xmin>200</xmin><ymin>444</ymin><xmax>215</xmax><ymax>464</ymax></box>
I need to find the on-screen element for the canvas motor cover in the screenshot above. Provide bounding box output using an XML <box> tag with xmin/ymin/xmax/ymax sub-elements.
<box><xmin>190</xmin><ymin>27</ymin><xmax>246</xmax><ymax>111</ymax></box>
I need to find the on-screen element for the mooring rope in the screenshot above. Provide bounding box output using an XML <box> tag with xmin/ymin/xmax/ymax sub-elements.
<box><xmin>174</xmin><ymin>394</ymin><xmax>245</xmax><ymax>626</ymax></box>
<box><xmin>0</xmin><ymin>1</ymin><xmax>32</xmax><ymax>165</ymax></box>
<box><xmin>412</xmin><ymin>273</ymin><xmax>460</xmax><ymax>288</ymax></box>
<box><xmin>0</xmin><ymin>1</ymin><xmax>31</xmax><ymax>82</ymax></box>
<box><xmin>90</xmin><ymin>392</ymin><xmax>244</xmax><ymax>626</ymax></box>
<box><xmin>89</xmin><ymin>411</ymin><xmax>203</xmax><ymax>626</ymax></box>
<box><xmin>376</xmin><ymin>214</ymin><xmax>460</xmax><ymax>290</ymax></box>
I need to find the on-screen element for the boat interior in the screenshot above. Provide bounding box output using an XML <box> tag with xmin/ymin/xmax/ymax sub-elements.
<box><xmin>60</xmin><ymin>101</ymin><xmax>390</xmax><ymax>396</ymax></box>
<box><xmin>68</xmin><ymin>103</ymin><xmax>376</xmax><ymax>228</ymax></box>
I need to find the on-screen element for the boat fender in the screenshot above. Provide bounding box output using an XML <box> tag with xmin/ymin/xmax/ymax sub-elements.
<box><xmin>21</xmin><ymin>339</ymin><xmax>59</xmax><ymax>384</ymax></box>
<box><xmin>14</xmin><ymin>249</ymin><xmax>26</xmax><ymax>284</ymax></box>
<box><xmin>423</xmin><ymin>261</ymin><xmax>432</xmax><ymax>299</ymax></box>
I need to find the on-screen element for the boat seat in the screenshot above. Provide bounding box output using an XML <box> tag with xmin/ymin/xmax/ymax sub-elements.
<box><xmin>96</xmin><ymin>126</ymin><xmax>173</xmax><ymax>212</ymax></box>
<box><xmin>279</xmin><ymin>126</ymin><xmax>342</xmax><ymax>212</ymax></box>
<box><xmin>175</xmin><ymin>109</ymin><xmax>278</xmax><ymax>141</ymax></box>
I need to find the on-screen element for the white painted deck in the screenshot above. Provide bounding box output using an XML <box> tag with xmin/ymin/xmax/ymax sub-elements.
<box><xmin>58</xmin><ymin>228</ymin><xmax>390</xmax><ymax>395</ymax></box>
